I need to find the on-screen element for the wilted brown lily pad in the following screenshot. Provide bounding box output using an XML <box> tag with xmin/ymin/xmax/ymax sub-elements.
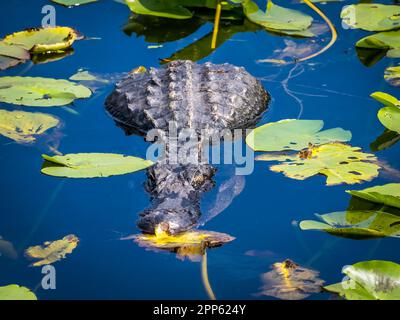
<box><xmin>132</xmin><ymin>224</ymin><xmax>235</xmax><ymax>260</ymax></box>
<box><xmin>25</xmin><ymin>234</ymin><xmax>79</xmax><ymax>267</ymax></box>
<box><xmin>258</xmin><ymin>259</ymin><xmax>324</xmax><ymax>300</ymax></box>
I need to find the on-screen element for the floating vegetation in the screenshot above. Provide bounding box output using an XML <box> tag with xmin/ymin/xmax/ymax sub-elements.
<box><xmin>124</xmin><ymin>0</ymin><xmax>235</xmax><ymax>20</ymax></box>
<box><xmin>356</xmin><ymin>30</ymin><xmax>400</xmax><ymax>59</ymax></box>
<box><xmin>25</xmin><ymin>234</ymin><xmax>79</xmax><ymax>267</ymax></box>
<box><xmin>51</xmin><ymin>0</ymin><xmax>99</xmax><ymax>7</ymax></box>
<box><xmin>256</xmin><ymin>143</ymin><xmax>380</xmax><ymax>186</ymax></box>
<box><xmin>0</xmin><ymin>110</ymin><xmax>60</xmax><ymax>143</ymax></box>
<box><xmin>300</xmin><ymin>210</ymin><xmax>400</xmax><ymax>239</ymax></box>
<box><xmin>0</xmin><ymin>76</ymin><xmax>92</xmax><ymax>107</ymax></box>
<box><xmin>0</xmin><ymin>27</ymin><xmax>82</xmax><ymax>70</ymax></box>
<box><xmin>325</xmin><ymin>260</ymin><xmax>400</xmax><ymax>300</ymax></box>
<box><xmin>385</xmin><ymin>66</ymin><xmax>400</xmax><ymax>87</ymax></box>
<box><xmin>0</xmin><ymin>285</ymin><xmax>37</xmax><ymax>300</ymax></box>
<box><xmin>41</xmin><ymin>153</ymin><xmax>154</xmax><ymax>178</ymax></box>
<box><xmin>242</xmin><ymin>0</ymin><xmax>314</xmax><ymax>37</ymax></box>
<box><xmin>258</xmin><ymin>259</ymin><xmax>324</xmax><ymax>300</ymax></box>
<box><xmin>3</xmin><ymin>27</ymin><xmax>81</xmax><ymax>53</ymax></box>
<box><xmin>341</xmin><ymin>4</ymin><xmax>400</xmax><ymax>32</ymax></box>
<box><xmin>246</xmin><ymin>119</ymin><xmax>351</xmax><ymax>152</ymax></box>
<box><xmin>0</xmin><ymin>41</ymin><xmax>30</xmax><ymax>70</ymax></box>
<box><xmin>133</xmin><ymin>223</ymin><xmax>235</xmax><ymax>260</ymax></box>
<box><xmin>346</xmin><ymin>183</ymin><xmax>400</xmax><ymax>210</ymax></box>
<box><xmin>371</xmin><ymin>92</ymin><xmax>400</xmax><ymax>134</ymax></box>
<box><xmin>69</xmin><ymin>70</ymin><xmax>110</xmax><ymax>83</ymax></box>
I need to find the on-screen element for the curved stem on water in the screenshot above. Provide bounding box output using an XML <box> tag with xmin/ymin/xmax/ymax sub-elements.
<box><xmin>201</xmin><ymin>249</ymin><xmax>217</xmax><ymax>300</ymax></box>
<box><xmin>299</xmin><ymin>0</ymin><xmax>337</xmax><ymax>62</ymax></box>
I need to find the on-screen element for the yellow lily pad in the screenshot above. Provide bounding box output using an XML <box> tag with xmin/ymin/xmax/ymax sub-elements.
<box><xmin>258</xmin><ymin>259</ymin><xmax>324</xmax><ymax>300</ymax></box>
<box><xmin>0</xmin><ymin>110</ymin><xmax>60</xmax><ymax>143</ymax></box>
<box><xmin>25</xmin><ymin>234</ymin><xmax>79</xmax><ymax>267</ymax></box>
<box><xmin>3</xmin><ymin>27</ymin><xmax>81</xmax><ymax>53</ymax></box>
<box><xmin>134</xmin><ymin>224</ymin><xmax>235</xmax><ymax>259</ymax></box>
<box><xmin>256</xmin><ymin>143</ymin><xmax>380</xmax><ymax>186</ymax></box>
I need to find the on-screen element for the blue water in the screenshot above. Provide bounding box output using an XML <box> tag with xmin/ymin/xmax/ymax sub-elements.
<box><xmin>0</xmin><ymin>0</ymin><xmax>399</xmax><ymax>299</ymax></box>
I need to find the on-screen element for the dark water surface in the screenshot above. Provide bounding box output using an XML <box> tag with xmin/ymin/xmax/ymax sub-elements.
<box><xmin>0</xmin><ymin>0</ymin><xmax>399</xmax><ymax>299</ymax></box>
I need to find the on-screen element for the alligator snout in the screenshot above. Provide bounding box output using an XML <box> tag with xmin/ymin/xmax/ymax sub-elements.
<box><xmin>138</xmin><ymin>208</ymin><xmax>197</xmax><ymax>235</ymax></box>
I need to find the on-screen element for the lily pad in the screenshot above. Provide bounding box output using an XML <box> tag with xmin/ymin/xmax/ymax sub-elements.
<box><xmin>133</xmin><ymin>223</ymin><xmax>234</xmax><ymax>259</ymax></box>
<box><xmin>385</xmin><ymin>66</ymin><xmax>400</xmax><ymax>87</ymax></box>
<box><xmin>0</xmin><ymin>285</ymin><xmax>37</xmax><ymax>300</ymax></box>
<box><xmin>51</xmin><ymin>0</ymin><xmax>99</xmax><ymax>6</ymax></box>
<box><xmin>256</xmin><ymin>143</ymin><xmax>380</xmax><ymax>186</ymax></box>
<box><xmin>300</xmin><ymin>210</ymin><xmax>400</xmax><ymax>239</ymax></box>
<box><xmin>346</xmin><ymin>184</ymin><xmax>400</xmax><ymax>210</ymax></box>
<box><xmin>25</xmin><ymin>234</ymin><xmax>79</xmax><ymax>267</ymax></box>
<box><xmin>41</xmin><ymin>153</ymin><xmax>154</xmax><ymax>178</ymax></box>
<box><xmin>0</xmin><ymin>41</ymin><xmax>30</xmax><ymax>60</ymax></box>
<box><xmin>258</xmin><ymin>259</ymin><xmax>324</xmax><ymax>300</ymax></box>
<box><xmin>0</xmin><ymin>76</ymin><xmax>92</xmax><ymax>107</ymax></box>
<box><xmin>69</xmin><ymin>70</ymin><xmax>109</xmax><ymax>83</ymax></box>
<box><xmin>246</xmin><ymin>119</ymin><xmax>351</xmax><ymax>152</ymax></box>
<box><xmin>356</xmin><ymin>30</ymin><xmax>400</xmax><ymax>58</ymax></box>
<box><xmin>242</xmin><ymin>0</ymin><xmax>314</xmax><ymax>37</ymax></box>
<box><xmin>0</xmin><ymin>56</ymin><xmax>24</xmax><ymax>71</ymax></box>
<box><xmin>0</xmin><ymin>110</ymin><xmax>60</xmax><ymax>143</ymax></box>
<box><xmin>125</xmin><ymin>0</ymin><xmax>235</xmax><ymax>20</ymax></box>
<box><xmin>341</xmin><ymin>4</ymin><xmax>400</xmax><ymax>32</ymax></box>
<box><xmin>325</xmin><ymin>260</ymin><xmax>400</xmax><ymax>300</ymax></box>
<box><xmin>371</xmin><ymin>92</ymin><xmax>400</xmax><ymax>134</ymax></box>
<box><xmin>125</xmin><ymin>0</ymin><xmax>193</xmax><ymax>19</ymax></box>
<box><xmin>3</xmin><ymin>27</ymin><xmax>81</xmax><ymax>53</ymax></box>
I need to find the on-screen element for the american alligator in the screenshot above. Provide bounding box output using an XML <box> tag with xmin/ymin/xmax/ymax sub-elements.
<box><xmin>105</xmin><ymin>60</ymin><xmax>269</xmax><ymax>235</ymax></box>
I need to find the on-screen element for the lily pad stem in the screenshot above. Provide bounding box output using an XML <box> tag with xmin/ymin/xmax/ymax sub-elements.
<box><xmin>201</xmin><ymin>249</ymin><xmax>217</xmax><ymax>300</ymax></box>
<box><xmin>211</xmin><ymin>1</ymin><xmax>222</xmax><ymax>49</ymax></box>
<box><xmin>298</xmin><ymin>0</ymin><xmax>337</xmax><ymax>62</ymax></box>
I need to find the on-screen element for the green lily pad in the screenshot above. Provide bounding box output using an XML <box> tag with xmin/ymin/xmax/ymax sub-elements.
<box><xmin>69</xmin><ymin>70</ymin><xmax>109</xmax><ymax>83</ymax></box>
<box><xmin>300</xmin><ymin>210</ymin><xmax>400</xmax><ymax>239</ymax></box>
<box><xmin>125</xmin><ymin>0</ymin><xmax>234</xmax><ymax>20</ymax></box>
<box><xmin>325</xmin><ymin>260</ymin><xmax>400</xmax><ymax>300</ymax></box>
<box><xmin>0</xmin><ymin>285</ymin><xmax>37</xmax><ymax>300</ymax></box>
<box><xmin>356</xmin><ymin>30</ymin><xmax>400</xmax><ymax>58</ymax></box>
<box><xmin>125</xmin><ymin>0</ymin><xmax>193</xmax><ymax>19</ymax></box>
<box><xmin>256</xmin><ymin>143</ymin><xmax>380</xmax><ymax>186</ymax></box>
<box><xmin>0</xmin><ymin>41</ymin><xmax>30</xmax><ymax>60</ymax></box>
<box><xmin>41</xmin><ymin>153</ymin><xmax>154</xmax><ymax>178</ymax></box>
<box><xmin>0</xmin><ymin>109</ymin><xmax>60</xmax><ymax>143</ymax></box>
<box><xmin>0</xmin><ymin>76</ymin><xmax>92</xmax><ymax>107</ymax></box>
<box><xmin>371</xmin><ymin>91</ymin><xmax>400</xmax><ymax>108</ymax></box>
<box><xmin>378</xmin><ymin>107</ymin><xmax>400</xmax><ymax>134</ymax></box>
<box><xmin>246</xmin><ymin>119</ymin><xmax>352</xmax><ymax>152</ymax></box>
<box><xmin>346</xmin><ymin>184</ymin><xmax>400</xmax><ymax>210</ymax></box>
<box><xmin>371</xmin><ymin>92</ymin><xmax>400</xmax><ymax>134</ymax></box>
<box><xmin>51</xmin><ymin>0</ymin><xmax>99</xmax><ymax>6</ymax></box>
<box><xmin>3</xmin><ymin>27</ymin><xmax>81</xmax><ymax>54</ymax></box>
<box><xmin>242</xmin><ymin>0</ymin><xmax>314</xmax><ymax>37</ymax></box>
<box><xmin>341</xmin><ymin>4</ymin><xmax>400</xmax><ymax>32</ymax></box>
<box><xmin>385</xmin><ymin>66</ymin><xmax>400</xmax><ymax>87</ymax></box>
